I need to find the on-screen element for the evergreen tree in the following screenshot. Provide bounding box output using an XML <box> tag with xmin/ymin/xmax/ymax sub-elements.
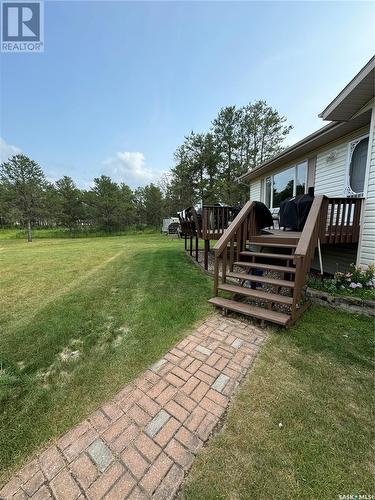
<box><xmin>0</xmin><ymin>154</ymin><xmax>46</xmax><ymax>241</ymax></box>
<box><xmin>134</xmin><ymin>184</ymin><xmax>164</xmax><ymax>228</ymax></box>
<box><xmin>86</xmin><ymin>175</ymin><xmax>123</xmax><ymax>231</ymax></box>
<box><xmin>55</xmin><ymin>176</ymin><xmax>84</xmax><ymax>230</ymax></box>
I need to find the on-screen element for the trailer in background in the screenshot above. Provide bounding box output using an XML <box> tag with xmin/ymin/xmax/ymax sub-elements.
<box><xmin>162</xmin><ymin>217</ymin><xmax>180</xmax><ymax>235</ymax></box>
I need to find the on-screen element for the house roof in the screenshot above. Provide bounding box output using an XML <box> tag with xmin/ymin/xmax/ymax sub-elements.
<box><xmin>239</xmin><ymin>110</ymin><xmax>371</xmax><ymax>183</ymax></box>
<box><xmin>319</xmin><ymin>56</ymin><xmax>375</xmax><ymax>121</ymax></box>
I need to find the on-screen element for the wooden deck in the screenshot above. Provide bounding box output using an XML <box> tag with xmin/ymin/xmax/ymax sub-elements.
<box><xmin>180</xmin><ymin>197</ymin><xmax>364</xmax><ymax>271</ymax></box>
<box><xmin>179</xmin><ymin>205</ymin><xmax>238</xmax><ymax>269</ymax></box>
<box><xmin>208</xmin><ymin>196</ymin><xmax>364</xmax><ymax>327</ymax></box>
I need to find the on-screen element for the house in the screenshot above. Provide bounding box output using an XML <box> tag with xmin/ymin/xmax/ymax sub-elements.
<box><xmin>208</xmin><ymin>57</ymin><xmax>375</xmax><ymax>326</ymax></box>
<box><xmin>239</xmin><ymin>56</ymin><xmax>375</xmax><ymax>272</ymax></box>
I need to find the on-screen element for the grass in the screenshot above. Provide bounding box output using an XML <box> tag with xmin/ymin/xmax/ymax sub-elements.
<box><xmin>182</xmin><ymin>306</ymin><xmax>374</xmax><ymax>500</ymax></box>
<box><xmin>0</xmin><ymin>233</ymin><xmax>212</xmax><ymax>482</ymax></box>
<box><xmin>0</xmin><ymin>226</ymin><xmax>158</xmax><ymax>240</ymax></box>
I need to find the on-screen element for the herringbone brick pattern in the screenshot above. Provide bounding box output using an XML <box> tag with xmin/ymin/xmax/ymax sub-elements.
<box><xmin>1</xmin><ymin>314</ymin><xmax>266</xmax><ymax>499</ymax></box>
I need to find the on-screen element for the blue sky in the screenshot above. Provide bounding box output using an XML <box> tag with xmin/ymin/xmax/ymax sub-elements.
<box><xmin>1</xmin><ymin>1</ymin><xmax>374</xmax><ymax>188</ymax></box>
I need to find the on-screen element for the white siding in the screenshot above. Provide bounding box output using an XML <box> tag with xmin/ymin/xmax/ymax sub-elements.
<box><xmin>249</xmin><ymin>179</ymin><xmax>261</xmax><ymax>201</ymax></box>
<box><xmin>359</xmin><ymin>106</ymin><xmax>375</xmax><ymax>267</ymax></box>
<box><xmin>314</xmin><ymin>142</ymin><xmax>348</xmax><ymax>196</ymax></box>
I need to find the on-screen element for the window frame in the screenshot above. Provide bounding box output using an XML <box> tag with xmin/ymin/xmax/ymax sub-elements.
<box><xmin>263</xmin><ymin>160</ymin><xmax>308</xmax><ymax>209</ymax></box>
<box><xmin>344</xmin><ymin>134</ymin><xmax>369</xmax><ymax>197</ymax></box>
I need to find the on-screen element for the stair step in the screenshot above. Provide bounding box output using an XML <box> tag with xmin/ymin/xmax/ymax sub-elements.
<box><xmin>240</xmin><ymin>251</ymin><xmax>294</xmax><ymax>261</ymax></box>
<box><xmin>227</xmin><ymin>272</ymin><xmax>295</xmax><ymax>288</ymax></box>
<box><xmin>248</xmin><ymin>241</ymin><xmax>297</xmax><ymax>248</ymax></box>
<box><xmin>219</xmin><ymin>283</ymin><xmax>293</xmax><ymax>305</ymax></box>
<box><xmin>208</xmin><ymin>297</ymin><xmax>291</xmax><ymax>326</ymax></box>
<box><xmin>234</xmin><ymin>261</ymin><xmax>296</xmax><ymax>273</ymax></box>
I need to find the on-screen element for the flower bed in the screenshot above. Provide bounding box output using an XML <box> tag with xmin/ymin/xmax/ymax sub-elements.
<box><xmin>307</xmin><ymin>264</ymin><xmax>375</xmax><ymax>300</ymax></box>
<box><xmin>305</xmin><ymin>264</ymin><xmax>375</xmax><ymax>316</ymax></box>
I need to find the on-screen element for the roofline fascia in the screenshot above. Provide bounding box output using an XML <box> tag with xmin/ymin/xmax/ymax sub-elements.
<box><xmin>318</xmin><ymin>56</ymin><xmax>375</xmax><ymax>120</ymax></box>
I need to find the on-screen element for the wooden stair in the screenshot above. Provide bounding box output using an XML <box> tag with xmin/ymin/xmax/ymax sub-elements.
<box><xmin>218</xmin><ymin>283</ymin><xmax>293</xmax><ymax>305</ymax></box>
<box><xmin>208</xmin><ymin>297</ymin><xmax>291</xmax><ymax>325</ymax></box>
<box><xmin>234</xmin><ymin>261</ymin><xmax>296</xmax><ymax>273</ymax></box>
<box><xmin>213</xmin><ymin>239</ymin><xmax>298</xmax><ymax>325</ymax></box>
<box><xmin>226</xmin><ymin>272</ymin><xmax>295</xmax><ymax>289</ymax></box>
<box><xmin>209</xmin><ymin>198</ymin><xmax>328</xmax><ymax>327</ymax></box>
<box><xmin>240</xmin><ymin>251</ymin><xmax>294</xmax><ymax>261</ymax></box>
<box><xmin>248</xmin><ymin>240</ymin><xmax>297</xmax><ymax>248</ymax></box>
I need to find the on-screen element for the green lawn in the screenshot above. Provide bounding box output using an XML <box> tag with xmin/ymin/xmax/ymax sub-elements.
<box><xmin>182</xmin><ymin>306</ymin><xmax>374</xmax><ymax>500</ymax></box>
<box><xmin>2</xmin><ymin>233</ymin><xmax>374</xmax><ymax>496</ymax></box>
<box><xmin>0</xmin><ymin>233</ymin><xmax>212</xmax><ymax>482</ymax></box>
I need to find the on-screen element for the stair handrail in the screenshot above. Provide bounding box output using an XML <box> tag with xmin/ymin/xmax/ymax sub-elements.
<box><xmin>294</xmin><ymin>196</ymin><xmax>326</xmax><ymax>257</ymax></box>
<box><xmin>292</xmin><ymin>195</ymin><xmax>326</xmax><ymax>319</ymax></box>
<box><xmin>213</xmin><ymin>201</ymin><xmax>255</xmax><ymax>256</ymax></box>
<box><xmin>213</xmin><ymin>201</ymin><xmax>256</xmax><ymax>295</ymax></box>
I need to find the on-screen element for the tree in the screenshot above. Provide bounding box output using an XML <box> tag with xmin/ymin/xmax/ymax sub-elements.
<box><xmin>41</xmin><ymin>182</ymin><xmax>59</xmax><ymax>227</ymax></box>
<box><xmin>167</xmin><ymin>132</ymin><xmax>220</xmax><ymax>212</ymax></box>
<box><xmin>55</xmin><ymin>176</ymin><xmax>84</xmax><ymax>231</ymax></box>
<box><xmin>86</xmin><ymin>175</ymin><xmax>123</xmax><ymax>231</ymax></box>
<box><xmin>168</xmin><ymin>100</ymin><xmax>293</xmax><ymax>208</ymax></box>
<box><xmin>212</xmin><ymin>106</ymin><xmax>242</xmax><ymax>204</ymax></box>
<box><xmin>134</xmin><ymin>184</ymin><xmax>164</xmax><ymax>228</ymax></box>
<box><xmin>170</xmin><ymin>141</ymin><xmax>199</xmax><ymax>210</ymax></box>
<box><xmin>200</xmin><ymin>133</ymin><xmax>220</xmax><ymax>204</ymax></box>
<box><xmin>0</xmin><ymin>180</ymin><xmax>11</xmax><ymax>226</ymax></box>
<box><xmin>239</xmin><ymin>100</ymin><xmax>293</xmax><ymax>171</ymax></box>
<box><xmin>0</xmin><ymin>154</ymin><xmax>46</xmax><ymax>241</ymax></box>
<box><xmin>118</xmin><ymin>183</ymin><xmax>136</xmax><ymax>227</ymax></box>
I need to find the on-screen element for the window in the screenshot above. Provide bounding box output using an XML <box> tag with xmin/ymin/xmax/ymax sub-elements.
<box><xmin>264</xmin><ymin>161</ymin><xmax>308</xmax><ymax>208</ymax></box>
<box><xmin>265</xmin><ymin>176</ymin><xmax>271</xmax><ymax>208</ymax></box>
<box><xmin>272</xmin><ymin>167</ymin><xmax>294</xmax><ymax>207</ymax></box>
<box><xmin>295</xmin><ymin>161</ymin><xmax>307</xmax><ymax>196</ymax></box>
<box><xmin>348</xmin><ymin>137</ymin><xmax>368</xmax><ymax>196</ymax></box>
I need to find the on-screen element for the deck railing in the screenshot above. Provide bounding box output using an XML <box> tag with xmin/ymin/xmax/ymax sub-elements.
<box><xmin>212</xmin><ymin>201</ymin><xmax>257</xmax><ymax>295</ymax></box>
<box><xmin>292</xmin><ymin>195</ymin><xmax>363</xmax><ymax>320</ymax></box>
<box><xmin>201</xmin><ymin>205</ymin><xmax>238</xmax><ymax>240</ymax></box>
<box><xmin>320</xmin><ymin>197</ymin><xmax>363</xmax><ymax>244</ymax></box>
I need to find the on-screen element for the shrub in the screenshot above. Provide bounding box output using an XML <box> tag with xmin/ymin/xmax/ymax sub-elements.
<box><xmin>307</xmin><ymin>264</ymin><xmax>375</xmax><ymax>300</ymax></box>
<box><xmin>334</xmin><ymin>264</ymin><xmax>375</xmax><ymax>290</ymax></box>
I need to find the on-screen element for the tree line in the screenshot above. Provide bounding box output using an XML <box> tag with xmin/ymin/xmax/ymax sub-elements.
<box><xmin>0</xmin><ymin>100</ymin><xmax>292</xmax><ymax>241</ymax></box>
<box><xmin>0</xmin><ymin>155</ymin><xmax>165</xmax><ymax>241</ymax></box>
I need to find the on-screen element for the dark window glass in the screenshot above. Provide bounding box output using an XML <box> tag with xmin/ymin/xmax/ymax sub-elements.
<box><xmin>273</xmin><ymin>167</ymin><xmax>294</xmax><ymax>207</ymax></box>
<box><xmin>349</xmin><ymin>138</ymin><xmax>368</xmax><ymax>194</ymax></box>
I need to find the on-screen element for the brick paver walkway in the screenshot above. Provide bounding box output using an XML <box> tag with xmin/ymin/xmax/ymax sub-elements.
<box><xmin>1</xmin><ymin>314</ymin><xmax>267</xmax><ymax>500</ymax></box>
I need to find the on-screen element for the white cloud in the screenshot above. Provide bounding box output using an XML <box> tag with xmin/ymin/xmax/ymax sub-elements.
<box><xmin>102</xmin><ymin>151</ymin><xmax>159</xmax><ymax>187</ymax></box>
<box><xmin>0</xmin><ymin>137</ymin><xmax>21</xmax><ymax>162</ymax></box>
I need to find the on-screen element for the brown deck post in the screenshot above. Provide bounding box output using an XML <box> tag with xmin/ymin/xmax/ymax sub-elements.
<box><xmin>213</xmin><ymin>253</ymin><xmax>219</xmax><ymax>296</ymax></box>
<box><xmin>204</xmin><ymin>239</ymin><xmax>209</xmax><ymax>270</ymax></box>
